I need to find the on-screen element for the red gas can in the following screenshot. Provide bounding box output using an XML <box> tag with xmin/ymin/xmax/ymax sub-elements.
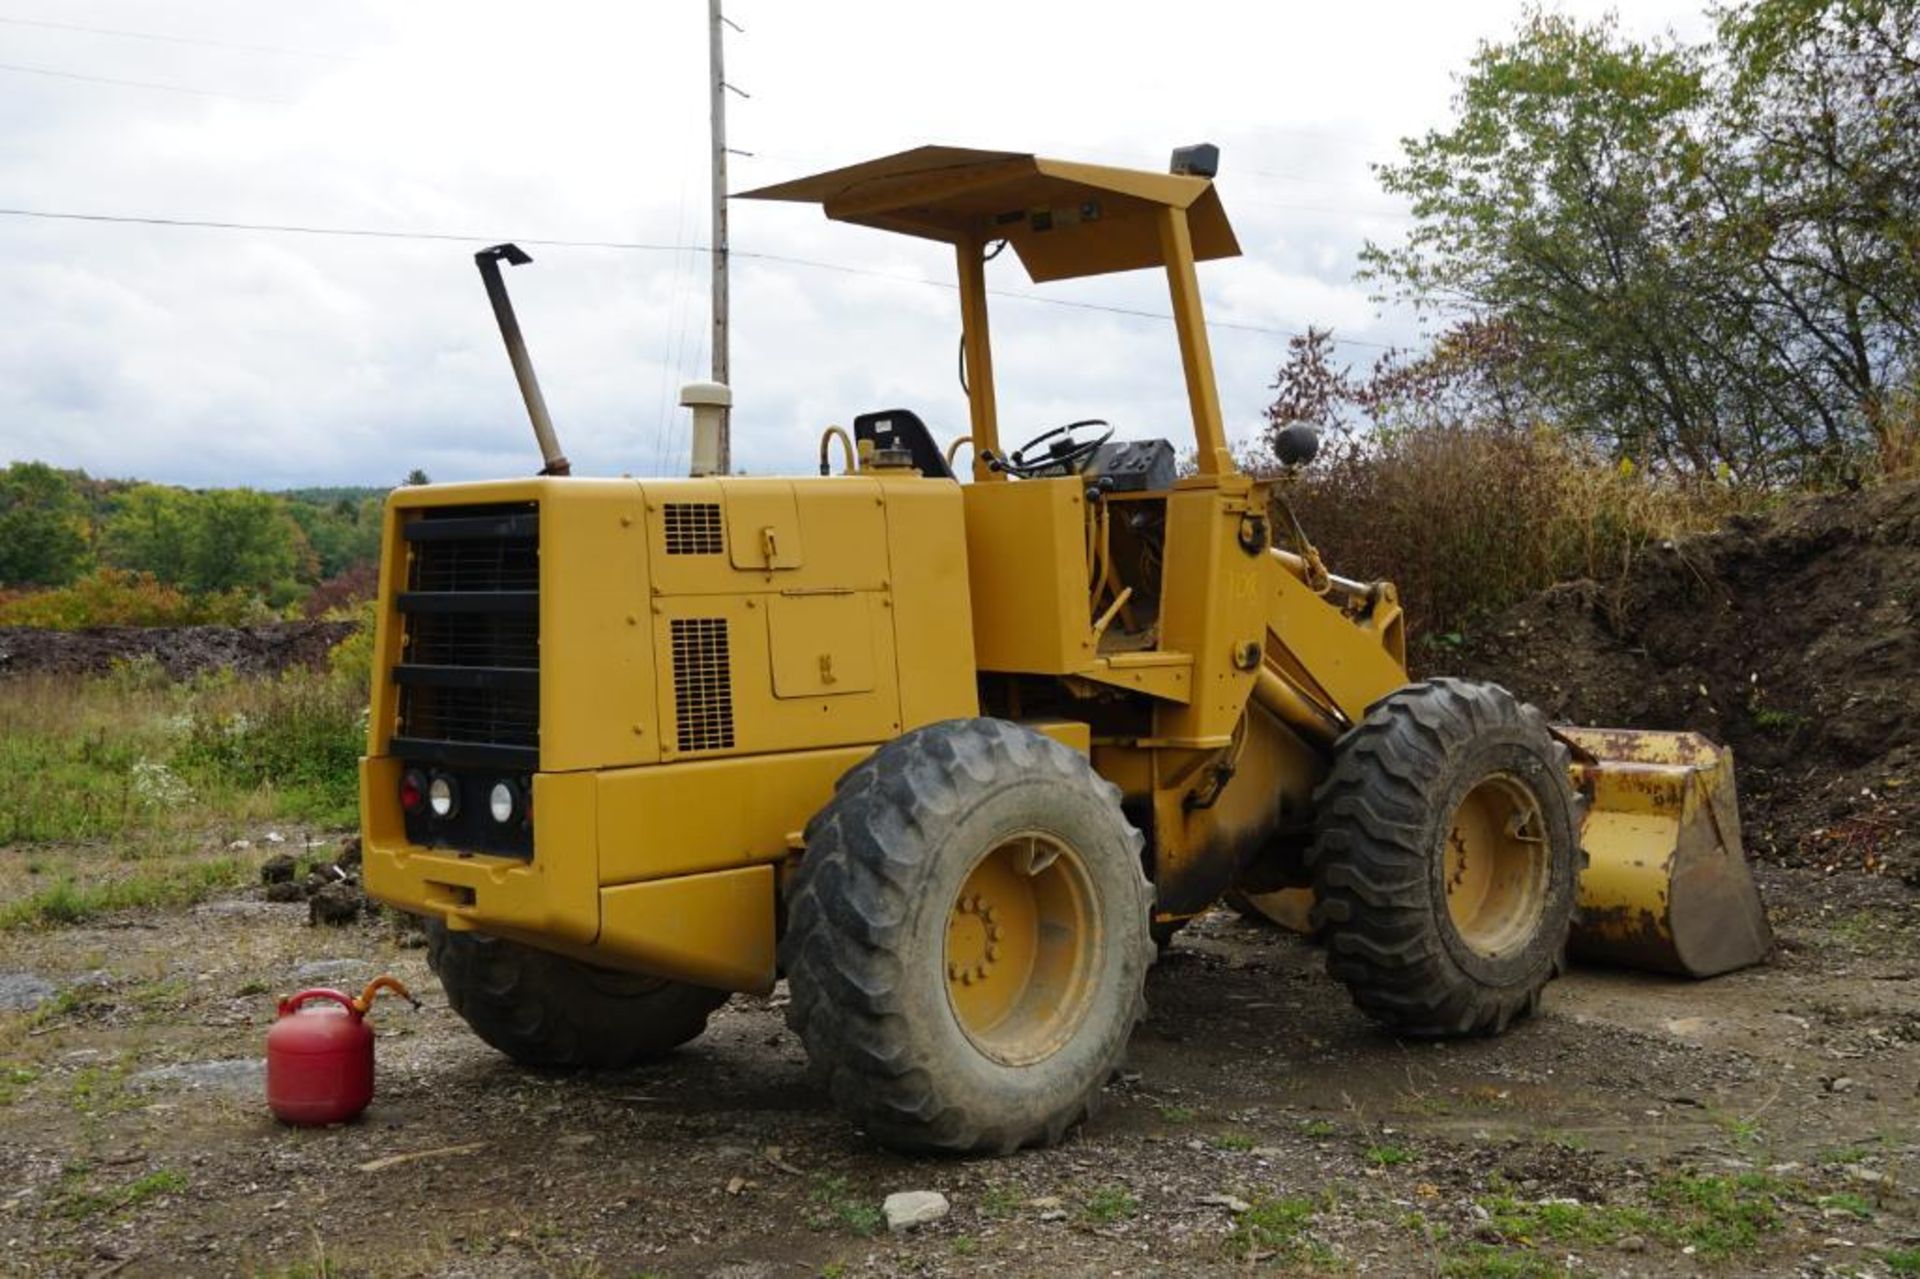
<box><xmin>266</xmin><ymin>977</ymin><xmax>413</xmax><ymax>1126</ymax></box>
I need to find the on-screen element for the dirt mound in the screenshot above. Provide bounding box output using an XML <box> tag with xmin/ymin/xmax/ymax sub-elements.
<box><xmin>1455</xmin><ymin>477</ymin><xmax>1920</xmax><ymax>883</ymax></box>
<box><xmin>0</xmin><ymin>620</ymin><xmax>359</xmax><ymax>681</ymax></box>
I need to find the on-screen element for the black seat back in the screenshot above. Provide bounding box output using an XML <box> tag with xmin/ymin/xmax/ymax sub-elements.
<box><xmin>852</xmin><ymin>409</ymin><xmax>954</xmax><ymax>480</ymax></box>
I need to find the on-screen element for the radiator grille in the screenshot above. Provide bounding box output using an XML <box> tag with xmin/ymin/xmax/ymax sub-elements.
<box><xmin>663</xmin><ymin>502</ymin><xmax>724</xmax><ymax>555</ymax></box>
<box><xmin>670</xmin><ymin>617</ymin><xmax>735</xmax><ymax>752</ymax></box>
<box><xmin>395</xmin><ymin>503</ymin><xmax>539</xmax><ymax>762</ymax></box>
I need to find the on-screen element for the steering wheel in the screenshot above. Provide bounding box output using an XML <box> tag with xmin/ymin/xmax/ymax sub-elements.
<box><xmin>995</xmin><ymin>419</ymin><xmax>1114</xmax><ymax>478</ymax></box>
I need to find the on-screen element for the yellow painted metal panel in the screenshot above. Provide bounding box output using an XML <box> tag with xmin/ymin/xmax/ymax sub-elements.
<box><xmin>738</xmin><ymin>146</ymin><xmax>1240</xmax><ymax>284</ymax></box>
<box><xmin>599</xmin><ymin>865</ymin><xmax>777</xmax><ymax>993</ymax></box>
<box><xmin>964</xmin><ymin>478</ymin><xmax>1090</xmax><ymax>672</ymax></box>
<box><xmin>644</xmin><ymin>478</ymin><xmax>889</xmax><ymax>597</ymax></box>
<box><xmin>877</xmin><ymin>476</ymin><xmax>980</xmax><ymax>728</ymax></box>
<box><xmin>361</xmin><ymin>765</ymin><xmax>600</xmax><ymax>946</ymax></box>
<box><xmin>538</xmin><ymin>482</ymin><xmax>660</xmax><ymax>772</ymax></box>
<box><xmin>596</xmin><ymin>745</ymin><xmax>872</xmax><ymax>884</ymax></box>
<box><xmin>767</xmin><ymin>592</ymin><xmax>876</xmax><ymax>698</ymax></box>
<box><xmin>653</xmin><ymin>594</ymin><xmax>901</xmax><ymax>760</ymax></box>
<box><xmin>1154</xmin><ymin>483</ymin><xmax>1267</xmax><ymax>745</ymax></box>
<box><xmin>725</xmin><ymin>480</ymin><xmax>805</xmax><ymax>571</ymax></box>
<box><xmin>1265</xmin><ymin>564</ymin><xmax>1410</xmax><ymax>724</ymax></box>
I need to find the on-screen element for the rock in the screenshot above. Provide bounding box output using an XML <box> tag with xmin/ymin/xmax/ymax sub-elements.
<box><xmin>228</xmin><ymin>839</ymin><xmax>252</xmax><ymax>851</ymax></box>
<box><xmin>1827</xmin><ymin>1076</ymin><xmax>1857</xmax><ymax>1094</ymax></box>
<box><xmin>308</xmin><ymin>884</ymin><xmax>364</xmax><ymax>927</ymax></box>
<box><xmin>264</xmin><ymin>831</ymin><xmax>286</xmax><ymax>846</ymax></box>
<box><xmin>1199</xmin><ymin>1193</ymin><xmax>1252</xmax><ymax>1213</ymax></box>
<box><xmin>883</xmin><ymin>1190</ymin><xmax>949</xmax><ymax>1232</ymax></box>
<box><xmin>0</xmin><ymin>972</ymin><xmax>57</xmax><ymax>1013</ymax></box>
<box><xmin>1617</xmin><ymin>1235</ymin><xmax>1648</xmax><ymax>1252</ymax></box>
<box><xmin>294</xmin><ymin>959</ymin><xmax>363</xmax><ymax>983</ymax></box>
<box><xmin>337</xmin><ymin>835</ymin><xmax>363</xmax><ymax>868</ymax></box>
<box><xmin>264</xmin><ymin>881</ymin><xmax>306</xmax><ymax>904</ymax></box>
<box><xmin>129</xmin><ymin>1058</ymin><xmax>264</xmax><ymax>1094</ymax></box>
<box><xmin>260</xmin><ymin>854</ymin><xmax>298</xmax><ymax>885</ymax></box>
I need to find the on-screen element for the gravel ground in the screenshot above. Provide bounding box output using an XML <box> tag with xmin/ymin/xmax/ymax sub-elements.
<box><xmin>1</xmin><ymin>853</ymin><xmax>1916</xmax><ymax>1278</ymax></box>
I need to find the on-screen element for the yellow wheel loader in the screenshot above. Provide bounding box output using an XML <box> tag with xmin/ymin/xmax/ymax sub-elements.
<box><xmin>361</xmin><ymin>144</ymin><xmax>1770</xmax><ymax>1154</ymax></box>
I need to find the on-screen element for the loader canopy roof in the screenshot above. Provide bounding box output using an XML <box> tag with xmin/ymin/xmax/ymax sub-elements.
<box><xmin>737</xmin><ymin>145</ymin><xmax>1241</xmax><ymax>283</ymax></box>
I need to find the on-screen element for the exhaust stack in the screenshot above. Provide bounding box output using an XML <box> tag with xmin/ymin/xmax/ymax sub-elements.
<box><xmin>474</xmin><ymin>243</ymin><xmax>570</xmax><ymax>477</ymax></box>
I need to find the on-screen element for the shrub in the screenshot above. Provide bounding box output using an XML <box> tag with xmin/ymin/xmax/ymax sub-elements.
<box><xmin>1272</xmin><ymin>422</ymin><xmax>1744</xmax><ymax>647</ymax></box>
<box><xmin>173</xmin><ymin>670</ymin><xmax>364</xmax><ymax>823</ymax></box>
<box><xmin>0</xmin><ymin>568</ymin><xmax>273</xmax><ymax>629</ymax></box>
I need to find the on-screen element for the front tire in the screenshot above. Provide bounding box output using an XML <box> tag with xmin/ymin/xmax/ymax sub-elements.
<box><xmin>781</xmin><ymin>718</ymin><xmax>1153</xmax><ymax>1154</ymax></box>
<box><xmin>427</xmin><ymin>923</ymin><xmax>728</xmax><ymax>1068</ymax></box>
<box><xmin>1307</xmin><ymin>679</ymin><xmax>1580</xmax><ymax>1038</ymax></box>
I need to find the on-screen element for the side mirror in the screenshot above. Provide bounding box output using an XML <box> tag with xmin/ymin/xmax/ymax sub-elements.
<box><xmin>1273</xmin><ymin>423</ymin><xmax>1320</xmax><ymax>467</ymax></box>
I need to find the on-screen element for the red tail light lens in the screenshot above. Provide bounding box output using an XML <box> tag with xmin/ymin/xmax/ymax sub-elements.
<box><xmin>398</xmin><ymin>768</ymin><xmax>427</xmax><ymax>815</ymax></box>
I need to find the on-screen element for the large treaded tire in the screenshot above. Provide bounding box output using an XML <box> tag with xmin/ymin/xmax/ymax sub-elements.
<box><xmin>427</xmin><ymin>923</ymin><xmax>728</xmax><ymax>1068</ymax></box>
<box><xmin>780</xmin><ymin>718</ymin><xmax>1154</xmax><ymax>1155</ymax></box>
<box><xmin>1306</xmin><ymin>678</ymin><xmax>1581</xmax><ymax>1038</ymax></box>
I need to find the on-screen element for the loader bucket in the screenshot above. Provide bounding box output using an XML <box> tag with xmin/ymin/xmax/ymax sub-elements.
<box><xmin>1556</xmin><ymin>727</ymin><xmax>1771</xmax><ymax>978</ymax></box>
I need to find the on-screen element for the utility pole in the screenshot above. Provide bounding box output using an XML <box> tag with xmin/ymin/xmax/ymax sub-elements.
<box><xmin>707</xmin><ymin>0</ymin><xmax>732</xmax><ymax>473</ymax></box>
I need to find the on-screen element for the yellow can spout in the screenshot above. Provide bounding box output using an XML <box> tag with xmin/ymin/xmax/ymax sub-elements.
<box><xmin>1558</xmin><ymin>727</ymin><xmax>1772</xmax><ymax>978</ymax></box>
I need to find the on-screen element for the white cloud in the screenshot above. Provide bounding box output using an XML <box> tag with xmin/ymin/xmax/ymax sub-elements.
<box><xmin>0</xmin><ymin>0</ymin><xmax>1705</xmax><ymax>486</ymax></box>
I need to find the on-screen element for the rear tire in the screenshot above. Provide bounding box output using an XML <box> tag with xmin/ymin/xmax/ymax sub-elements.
<box><xmin>427</xmin><ymin>923</ymin><xmax>728</xmax><ymax>1067</ymax></box>
<box><xmin>781</xmin><ymin>718</ymin><xmax>1153</xmax><ymax>1154</ymax></box>
<box><xmin>1307</xmin><ymin>678</ymin><xmax>1580</xmax><ymax>1038</ymax></box>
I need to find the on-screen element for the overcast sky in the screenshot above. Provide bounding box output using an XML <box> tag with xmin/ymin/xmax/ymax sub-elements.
<box><xmin>0</xmin><ymin>0</ymin><xmax>1707</xmax><ymax>489</ymax></box>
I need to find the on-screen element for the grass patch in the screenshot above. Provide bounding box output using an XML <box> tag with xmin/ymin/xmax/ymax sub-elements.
<box><xmin>1749</xmin><ymin>705</ymin><xmax>1806</xmax><ymax>733</ymax></box>
<box><xmin>1440</xmin><ymin>1244</ymin><xmax>1564</xmax><ymax>1278</ymax></box>
<box><xmin>805</xmin><ymin>1175</ymin><xmax>883</xmax><ymax>1237</ymax></box>
<box><xmin>1648</xmin><ymin>1172</ymin><xmax>1785</xmax><ymax>1257</ymax></box>
<box><xmin>0</xmin><ymin>666</ymin><xmax>363</xmax><ymax>848</ymax></box>
<box><xmin>1079</xmin><ymin>1185</ymin><xmax>1138</xmax><ymax>1225</ymax></box>
<box><xmin>1302</xmin><ymin>1118</ymin><xmax>1337</xmax><ymax>1139</ymax></box>
<box><xmin>1</xmin><ymin>856</ymin><xmax>252</xmax><ymax>929</ymax></box>
<box><xmin>1816</xmin><ymin>1192</ymin><xmax>1874</xmax><ymax>1220</ymax></box>
<box><xmin>1884</xmin><ymin>1247</ymin><xmax>1920</xmax><ymax>1276</ymax></box>
<box><xmin>1366</xmin><ymin>1143</ymin><xmax>1415</xmax><ymax>1167</ymax></box>
<box><xmin>0</xmin><ymin>1064</ymin><xmax>38</xmax><ymax>1105</ymax></box>
<box><xmin>1226</xmin><ymin>1196</ymin><xmax>1332</xmax><ymax>1267</ymax></box>
<box><xmin>1212</xmin><ymin>1131</ymin><xmax>1256</xmax><ymax>1152</ymax></box>
<box><xmin>1157</xmin><ymin>1104</ymin><xmax>1198</xmax><ymax>1124</ymax></box>
<box><xmin>1470</xmin><ymin>1173</ymin><xmax>1793</xmax><ymax>1264</ymax></box>
<box><xmin>1713</xmin><ymin>1112</ymin><xmax>1767</xmax><ymax>1148</ymax></box>
<box><xmin>52</xmin><ymin>1165</ymin><xmax>187</xmax><ymax>1220</ymax></box>
<box><xmin>977</xmin><ymin>1183</ymin><xmax>1022</xmax><ymax>1219</ymax></box>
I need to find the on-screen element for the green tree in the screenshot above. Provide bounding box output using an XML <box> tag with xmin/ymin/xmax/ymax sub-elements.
<box><xmin>1712</xmin><ymin>0</ymin><xmax>1920</xmax><ymax>470</ymax></box>
<box><xmin>0</xmin><ymin>462</ymin><xmax>91</xmax><ymax>587</ymax></box>
<box><xmin>184</xmin><ymin>488</ymin><xmax>305</xmax><ymax>600</ymax></box>
<box><xmin>101</xmin><ymin>484</ymin><xmax>196</xmax><ymax>584</ymax></box>
<box><xmin>1362</xmin><ymin>11</ymin><xmax>1741</xmax><ymax>472</ymax></box>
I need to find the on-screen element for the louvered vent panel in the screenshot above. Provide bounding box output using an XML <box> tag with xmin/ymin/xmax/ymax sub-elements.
<box><xmin>670</xmin><ymin>617</ymin><xmax>735</xmax><ymax>752</ymax></box>
<box><xmin>663</xmin><ymin>502</ymin><xmax>724</xmax><ymax>555</ymax></box>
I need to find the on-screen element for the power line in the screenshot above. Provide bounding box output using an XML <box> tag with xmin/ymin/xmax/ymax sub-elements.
<box><xmin>0</xmin><ymin>15</ymin><xmax>349</xmax><ymax>60</ymax></box>
<box><xmin>0</xmin><ymin>205</ymin><xmax>1395</xmax><ymax>350</ymax></box>
<box><xmin>0</xmin><ymin>59</ymin><xmax>291</xmax><ymax>104</ymax></box>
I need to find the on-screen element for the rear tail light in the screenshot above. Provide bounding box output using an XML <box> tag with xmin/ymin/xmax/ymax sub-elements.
<box><xmin>398</xmin><ymin>768</ymin><xmax>427</xmax><ymax>815</ymax></box>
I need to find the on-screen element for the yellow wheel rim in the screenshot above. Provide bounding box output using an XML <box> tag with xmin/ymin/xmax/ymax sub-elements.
<box><xmin>944</xmin><ymin>832</ymin><xmax>1100</xmax><ymax>1066</ymax></box>
<box><xmin>1443</xmin><ymin>774</ymin><xmax>1550</xmax><ymax>958</ymax></box>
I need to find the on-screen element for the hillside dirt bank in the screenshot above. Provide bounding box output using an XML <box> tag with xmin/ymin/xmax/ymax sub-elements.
<box><xmin>0</xmin><ymin>622</ymin><xmax>357</xmax><ymax>682</ymax></box>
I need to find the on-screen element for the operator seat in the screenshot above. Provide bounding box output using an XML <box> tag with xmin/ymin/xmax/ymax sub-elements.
<box><xmin>852</xmin><ymin>408</ymin><xmax>954</xmax><ymax>480</ymax></box>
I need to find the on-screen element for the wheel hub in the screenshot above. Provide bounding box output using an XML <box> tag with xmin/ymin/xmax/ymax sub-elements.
<box><xmin>1444</xmin><ymin>773</ymin><xmax>1551</xmax><ymax>959</ymax></box>
<box><xmin>943</xmin><ymin>833</ymin><xmax>1100</xmax><ymax>1066</ymax></box>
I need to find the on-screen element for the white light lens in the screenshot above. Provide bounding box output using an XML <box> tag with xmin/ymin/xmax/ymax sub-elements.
<box><xmin>488</xmin><ymin>782</ymin><xmax>516</xmax><ymax>825</ymax></box>
<box><xmin>427</xmin><ymin>776</ymin><xmax>456</xmax><ymax>818</ymax></box>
